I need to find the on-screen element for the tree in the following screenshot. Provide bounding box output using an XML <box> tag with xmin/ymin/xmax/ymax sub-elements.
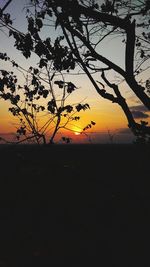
<box><xmin>0</xmin><ymin>0</ymin><xmax>150</xmax><ymax>143</ymax></box>
<box><xmin>48</xmin><ymin>0</ymin><xmax>150</xmax><ymax>143</ymax></box>
<box><xmin>0</xmin><ymin>51</ymin><xmax>96</xmax><ymax>144</ymax></box>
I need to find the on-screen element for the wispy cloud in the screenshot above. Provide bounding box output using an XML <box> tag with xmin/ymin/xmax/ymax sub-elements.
<box><xmin>131</xmin><ymin>110</ymin><xmax>149</xmax><ymax>119</ymax></box>
<box><xmin>0</xmin><ymin>132</ymin><xmax>15</xmax><ymax>136</ymax></box>
<box><xmin>117</xmin><ymin>128</ymin><xmax>131</xmax><ymax>134</ymax></box>
<box><xmin>130</xmin><ymin>104</ymin><xmax>149</xmax><ymax>113</ymax></box>
<box><xmin>130</xmin><ymin>104</ymin><xmax>149</xmax><ymax>119</ymax></box>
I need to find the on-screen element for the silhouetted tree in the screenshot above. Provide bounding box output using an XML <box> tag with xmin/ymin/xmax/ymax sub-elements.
<box><xmin>48</xmin><ymin>0</ymin><xmax>150</xmax><ymax>143</ymax></box>
<box><xmin>0</xmin><ymin>52</ymin><xmax>95</xmax><ymax>144</ymax></box>
<box><xmin>0</xmin><ymin>0</ymin><xmax>97</xmax><ymax>144</ymax></box>
<box><xmin>0</xmin><ymin>0</ymin><xmax>150</xmax><ymax>143</ymax></box>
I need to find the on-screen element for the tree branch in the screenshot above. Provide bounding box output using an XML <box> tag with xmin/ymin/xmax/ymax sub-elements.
<box><xmin>1</xmin><ymin>0</ymin><xmax>12</xmax><ymax>13</ymax></box>
<box><xmin>63</xmin><ymin>22</ymin><xmax>126</xmax><ymax>77</ymax></box>
<box><xmin>101</xmin><ymin>71</ymin><xmax>150</xmax><ymax>135</ymax></box>
<box><xmin>125</xmin><ymin>19</ymin><xmax>136</xmax><ymax>75</ymax></box>
<box><xmin>78</xmin><ymin>4</ymin><xmax>130</xmax><ymax>30</ymax></box>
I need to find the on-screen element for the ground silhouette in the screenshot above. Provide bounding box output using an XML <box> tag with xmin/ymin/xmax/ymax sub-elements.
<box><xmin>0</xmin><ymin>144</ymin><xmax>150</xmax><ymax>266</ymax></box>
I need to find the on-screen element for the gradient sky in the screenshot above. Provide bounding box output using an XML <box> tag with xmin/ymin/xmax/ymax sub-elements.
<box><xmin>0</xmin><ymin>0</ymin><xmax>149</xmax><ymax>144</ymax></box>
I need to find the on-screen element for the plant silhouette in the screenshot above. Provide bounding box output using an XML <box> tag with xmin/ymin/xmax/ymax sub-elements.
<box><xmin>10</xmin><ymin>0</ymin><xmax>148</xmax><ymax>143</ymax></box>
<box><xmin>0</xmin><ymin>53</ymin><xmax>95</xmax><ymax>144</ymax></box>
<box><xmin>1</xmin><ymin>0</ymin><xmax>150</xmax><ymax>143</ymax></box>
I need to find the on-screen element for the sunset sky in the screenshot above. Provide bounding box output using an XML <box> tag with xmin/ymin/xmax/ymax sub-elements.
<box><xmin>0</xmin><ymin>0</ymin><xmax>149</xmax><ymax>144</ymax></box>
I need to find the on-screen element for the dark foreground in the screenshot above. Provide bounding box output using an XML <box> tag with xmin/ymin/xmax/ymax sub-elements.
<box><xmin>0</xmin><ymin>144</ymin><xmax>150</xmax><ymax>266</ymax></box>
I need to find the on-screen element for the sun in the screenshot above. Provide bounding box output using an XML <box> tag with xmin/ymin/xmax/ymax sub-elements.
<box><xmin>74</xmin><ymin>131</ymin><xmax>80</xmax><ymax>135</ymax></box>
<box><xmin>72</xmin><ymin>126</ymin><xmax>82</xmax><ymax>136</ymax></box>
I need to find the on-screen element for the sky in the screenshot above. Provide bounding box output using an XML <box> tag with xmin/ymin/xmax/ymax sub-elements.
<box><xmin>0</xmin><ymin>0</ymin><xmax>149</xmax><ymax>144</ymax></box>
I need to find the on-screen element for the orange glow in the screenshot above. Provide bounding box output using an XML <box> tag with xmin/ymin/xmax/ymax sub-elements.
<box><xmin>1</xmin><ymin>93</ymin><xmax>150</xmax><ymax>144</ymax></box>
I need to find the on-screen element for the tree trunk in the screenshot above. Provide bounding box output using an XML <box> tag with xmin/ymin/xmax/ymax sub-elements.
<box><xmin>126</xmin><ymin>77</ymin><xmax>150</xmax><ymax>110</ymax></box>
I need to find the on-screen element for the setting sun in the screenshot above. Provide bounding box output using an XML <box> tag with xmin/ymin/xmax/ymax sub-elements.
<box><xmin>72</xmin><ymin>125</ymin><xmax>82</xmax><ymax>136</ymax></box>
<box><xmin>74</xmin><ymin>131</ymin><xmax>81</xmax><ymax>136</ymax></box>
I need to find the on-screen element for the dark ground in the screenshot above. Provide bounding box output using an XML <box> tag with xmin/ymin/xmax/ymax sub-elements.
<box><xmin>0</xmin><ymin>144</ymin><xmax>150</xmax><ymax>266</ymax></box>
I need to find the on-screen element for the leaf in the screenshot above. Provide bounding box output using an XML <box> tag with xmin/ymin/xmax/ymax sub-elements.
<box><xmin>32</xmin><ymin>75</ymin><xmax>37</xmax><ymax>85</ymax></box>
<box><xmin>67</xmin><ymin>82</ymin><xmax>77</xmax><ymax>93</ymax></box>
<box><xmin>39</xmin><ymin>58</ymin><xmax>47</xmax><ymax>68</ymax></box>
<box><xmin>64</xmin><ymin>105</ymin><xmax>73</xmax><ymax>113</ymax></box>
<box><xmin>75</xmin><ymin>103</ymin><xmax>90</xmax><ymax>112</ymax></box>
<box><xmin>37</xmin><ymin>10</ymin><xmax>46</xmax><ymax>19</ymax></box>
<box><xmin>23</xmin><ymin>50</ymin><xmax>31</xmax><ymax>59</ymax></box>
<box><xmin>76</xmin><ymin>103</ymin><xmax>82</xmax><ymax>112</ymax></box>
<box><xmin>3</xmin><ymin>13</ymin><xmax>12</xmax><ymax>25</ymax></box>
<box><xmin>36</xmin><ymin>18</ymin><xmax>43</xmax><ymax>29</ymax></box>
<box><xmin>43</xmin><ymin>90</ymin><xmax>49</xmax><ymax>98</ymax></box>
<box><xmin>47</xmin><ymin>99</ymin><xmax>56</xmax><ymax>114</ymax></box>
<box><xmin>73</xmin><ymin>116</ymin><xmax>80</xmax><ymax>121</ymax></box>
<box><xmin>140</xmin><ymin>50</ymin><xmax>145</xmax><ymax>58</ymax></box>
<box><xmin>28</xmin><ymin>17</ymin><xmax>34</xmax><ymax>34</ymax></box>
<box><xmin>33</xmin><ymin>68</ymin><xmax>39</xmax><ymax>75</ymax></box>
<box><xmin>17</xmin><ymin>126</ymin><xmax>26</xmax><ymax>136</ymax></box>
<box><xmin>9</xmin><ymin>107</ymin><xmax>20</xmax><ymax>116</ymax></box>
<box><xmin>35</xmin><ymin>42</ymin><xmax>45</xmax><ymax>57</ymax></box>
<box><xmin>54</xmin><ymin>80</ymin><xmax>65</xmax><ymax>88</ymax></box>
<box><xmin>47</xmin><ymin>9</ymin><xmax>52</xmax><ymax>17</ymax></box>
<box><xmin>11</xmin><ymin>95</ymin><xmax>20</xmax><ymax>104</ymax></box>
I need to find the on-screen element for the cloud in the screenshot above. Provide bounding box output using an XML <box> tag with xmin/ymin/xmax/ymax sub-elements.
<box><xmin>0</xmin><ymin>132</ymin><xmax>16</xmax><ymax>143</ymax></box>
<box><xmin>131</xmin><ymin>110</ymin><xmax>149</xmax><ymax>119</ymax></box>
<box><xmin>0</xmin><ymin>132</ymin><xmax>15</xmax><ymax>136</ymax></box>
<box><xmin>128</xmin><ymin>95</ymin><xmax>142</xmax><ymax>104</ymax></box>
<box><xmin>117</xmin><ymin>128</ymin><xmax>132</xmax><ymax>134</ymax></box>
<box><xmin>130</xmin><ymin>104</ymin><xmax>149</xmax><ymax>119</ymax></box>
<box><xmin>130</xmin><ymin>104</ymin><xmax>149</xmax><ymax>113</ymax></box>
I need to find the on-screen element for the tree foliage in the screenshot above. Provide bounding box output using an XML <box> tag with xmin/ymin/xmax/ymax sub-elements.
<box><xmin>46</xmin><ymin>0</ymin><xmax>150</xmax><ymax>142</ymax></box>
<box><xmin>0</xmin><ymin>0</ymin><xmax>150</xmax><ymax>143</ymax></box>
<box><xmin>0</xmin><ymin>51</ymin><xmax>95</xmax><ymax>144</ymax></box>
